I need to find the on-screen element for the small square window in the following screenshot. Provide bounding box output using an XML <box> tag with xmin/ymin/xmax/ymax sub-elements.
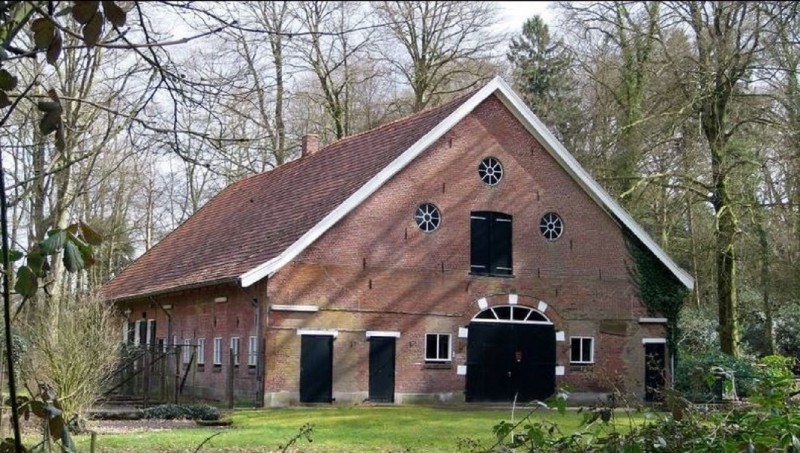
<box><xmin>425</xmin><ymin>333</ymin><xmax>451</xmax><ymax>362</ymax></box>
<box><xmin>570</xmin><ymin>337</ymin><xmax>594</xmax><ymax>364</ymax></box>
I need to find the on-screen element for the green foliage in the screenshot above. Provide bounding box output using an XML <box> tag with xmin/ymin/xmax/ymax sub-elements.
<box><xmin>625</xmin><ymin>234</ymin><xmax>689</xmax><ymax>352</ymax></box>
<box><xmin>469</xmin><ymin>365</ymin><xmax>800</xmax><ymax>452</ymax></box>
<box><xmin>674</xmin><ymin>351</ymin><xmax>761</xmax><ymax>401</ymax></box>
<box><xmin>141</xmin><ymin>404</ymin><xmax>220</xmax><ymax>421</ymax></box>
<box><xmin>14</xmin><ymin>223</ymin><xmax>102</xmax><ymax>298</ymax></box>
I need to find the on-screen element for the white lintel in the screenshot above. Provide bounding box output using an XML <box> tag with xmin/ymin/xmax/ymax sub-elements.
<box><xmin>271</xmin><ymin>304</ymin><xmax>319</xmax><ymax>312</ymax></box>
<box><xmin>366</xmin><ymin>331</ymin><xmax>401</xmax><ymax>338</ymax></box>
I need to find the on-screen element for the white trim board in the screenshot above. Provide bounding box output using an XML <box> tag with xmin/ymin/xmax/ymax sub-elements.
<box><xmin>297</xmin><ymin>329</ymin><xmax>338</xmax><ymax>337</ymax></box>
<box><xmin>642</xmin><ymin>338</ymin><xmax>667</xmax><ymax>344</ymax></box>
<box><xmin>366</xmin><ymin>331</ymin><xmax>401</xmax><ymax>338</ymax></box>
<box><xmin>238</xmin><ymin>76</ymin><xmax>694</xmax><ymax>290</ymax></box>
<box><xmin>639</xmin><ymin>317</ymin><xmax>668</xmax><ymax>324</ymax></box>
<box><xmin>270</xmin><ymin>304</ymin><xmax>319</xmax><ymax>312</ymax></box>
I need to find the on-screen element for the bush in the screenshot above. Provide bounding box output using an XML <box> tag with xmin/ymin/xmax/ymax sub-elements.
<box><xmin>19</xmin><ymin>292</ymin><xmax>121</xmax><ymax>417</ymax></box>
<box><xmin>142</xmin><ymin>404</ymin><xmax>220</xmax><ymax>421</ymax></box>
<box><xmin>674</xmin><ymin>351</ymin><xmax>761</xmax><ymax>401</ymax></box>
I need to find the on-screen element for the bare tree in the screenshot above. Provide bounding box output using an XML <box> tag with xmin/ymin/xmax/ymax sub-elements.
<box><xmin>373</xmin><ymin>1</ymin><xmax>503</xmax><ymax>112</ymax></box>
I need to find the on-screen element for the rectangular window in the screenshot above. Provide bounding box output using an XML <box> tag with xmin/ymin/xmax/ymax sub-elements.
<box><xmin>183</xmin><ymin>339</ymin><xmax>191</xmax><ymax>364</ymax></box>
<box><xmin>570</xmin><ymin>337</ymin><xmax>594</xmax><ymax>364</ymax></box>
<box><xmin>470</xmin><ymin>211</ymin><xmax>513</xmax><ymax>276</ymax></box>
<box><xmin>196</xmin><ymin>338</ymin><xmax>205</xmax><ymax>365</ymax></box>
<box><xmin>230</xmin><ymin>337</ymin><xmax>240</xmax><ymax>366</ymax></box>
<box><xmin>213</xmin><ymin>337</ymin><xmax>222</xmax><ymax>366</ymax></box>
<box><xmin>146</xmin><ymin>319</ymin><xmax>156</xmax><ymax>346</ymax></box>
<box><xmin>248</xmin><ymin>336</ymin><xmax>258</xmax><ymax>367</ymax></box>
<box><xmin>425</xmin><ymin>333</ymin><xmax>451</xmax><ymax>362</ymax></box>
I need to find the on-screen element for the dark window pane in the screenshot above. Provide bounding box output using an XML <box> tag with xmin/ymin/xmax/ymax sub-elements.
<box><xmin>425</xmin><ymin>334</ymin><xmax>437</xmax><ymax>360</ymax></box>
<box><xmin>571</xmin><ymin>338</ymin><xmax>581</xmax><ymax>362</ymax></box>
<box><xmin>527</xmin><ymin>311</ymin><xmax>547</xmax><ymax>322</ymax></box>
<box><xmin>494</xmin><ymin>306</ymin><xmax>511</xmax><ymax>320</ymax></box>
<box><xmin>582</xmin><ymin>339</ymin><xmax>592</xmax><ymax>362</ymax></box>
<box><xmin>475</xmin><ymin>310</ymin><xmax>495</xmax><ymax>319</ymax></box>
<box><xmin>437</xmin><ymin>335</ymin><xmax>449</xmax><ymax>360</ymax></box>
<box><xmin>512</xmin><ymin>307</ymin><xmax>528</xmax><ymax>321</ymax></box>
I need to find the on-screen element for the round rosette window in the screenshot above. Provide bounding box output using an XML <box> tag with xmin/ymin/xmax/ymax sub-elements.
<box><xmin>539</xmin><ymin>212</ymin><xmax>564</xmax><ymax>241</ymax></box>
<box><xmin>414</xmin><ymin>203</ymin><xmax>441</xmax><ymax>232</ymax></box>
<box><xmin>478</xmin><ymin>157</ymin><xmax>504</xmax><ymax>186</ymax></box>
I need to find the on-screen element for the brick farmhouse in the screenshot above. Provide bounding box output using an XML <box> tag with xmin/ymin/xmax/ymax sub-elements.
<box><xmin>102</xmin><ymin>77</ymin><xmax>693</xmax><ymax>406</ymax></box>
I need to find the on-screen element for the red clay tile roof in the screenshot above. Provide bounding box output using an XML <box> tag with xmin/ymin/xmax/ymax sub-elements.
<box><xmin>101</xmin><ymin>93</ymin><xmax>475</xmax><ymax>301</ymax></box>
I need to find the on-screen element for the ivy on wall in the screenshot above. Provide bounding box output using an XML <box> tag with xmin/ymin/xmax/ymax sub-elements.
<box><xmin>624</xmin><ymin>232</ymin><xmax>689</xmax><ymax>355</ymax></box>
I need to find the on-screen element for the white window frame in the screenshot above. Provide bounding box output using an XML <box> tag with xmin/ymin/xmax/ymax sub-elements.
<box><xmin>248</xmin><ymin>336</ymin><xmax>258</xmax><ymax>367</ymax></box>
<box><xmin>213</xmin><ymin>337</ymin><xmax>222</xmax><ymax>366</ymax></box>
<box><xmin>570</xmin><ymin>336</ymin><xmax>595</xmax><ymax>364</ymax></box>
<box><xmin>196</xmin><ymin>338</ymin><xmax>205</xmax><ymax>365</ymax></box>
<box><xmin>183</xmin><ymin>339</ymin><xmax>191</xmax><ymax>364</ymax></box>
<box><xmin>424</xmin><ymin>333</ymin><xmax>452</xmax><ymax>362</ymax></box>
<box><xmin>230</xmin><ymin>336</ymin><xmax>240</xmax><ymax>366</ymax></box>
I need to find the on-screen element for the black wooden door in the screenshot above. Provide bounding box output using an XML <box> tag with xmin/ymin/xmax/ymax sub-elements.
<box><xmin>300</xmin><ymin>335</ymin><xmax>334</xmax><ymax>403</ymax></box>
<box><xmin>644</xmin><ymin>343</ymin><xmax>666</xmax><ymax>402</ymax></box>
<box><xmin>466</xmin><ymin>322</ymin><xmax>556</xmax><ymax>402</ymax></box>
<box><xmin>368</xmin><ymin>337</ymin><xmax>396</xmax><ymax>402</ymax></box>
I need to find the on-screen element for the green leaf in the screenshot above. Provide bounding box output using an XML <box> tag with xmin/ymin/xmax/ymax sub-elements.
<box><xmin>41</xmin><ymin>230</ymin><xmax>66</xmax><ymax>255</ymax></box>
<box><xmin>72</xmin><ymin>1</ymin><xmax>99</xmax><ymax>25</ymax></box>
<box><xmin>0</xmin><ymin>91</ymin><xmax>10</xmax><ymax>109</ymax></box>
<box><xmin>14</xmin><ymin>265</ymin><xmax>37</xmax><ymax>298</ymax></box>
<box><xmin>82</xmin><ymin>11</ymin><xmax>104</xmax><ymax>47</ymax></box>
<box><xmin>31</xmin><ymin>17</ymin><xmax>55</xmax><ymax>50</ymax></box>
<box><xmin>0</xmin><ymin>69</ymin><xmax>17</xmax><ymax>91</ymax></box>
<box><xmin>102</xmin><ymin>1</ymin><xmax>126</xmax><ymax>27</ymax></box>
<box><xmin>2</xmin><ymin>248</ymin><xmax>24</xmax><ymax>262</ymax></box>
<box><xmin>80</xmin><ymin>221</ymin><xmax>103</xmax><ymax>245</ymax></box>
<box><xmin>46</xmin><ymin>30</ymin><xmax>62</xmax><ymax>65</ymax></box>
<box><xmin>62</xmin><ymin>241</ymin><xmax>84</xmax><ymax>273</ymax></box>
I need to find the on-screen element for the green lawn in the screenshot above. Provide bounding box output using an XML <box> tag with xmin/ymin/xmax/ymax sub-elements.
<box><xmin>74</xmin><ymin>405</ymin><xmax>647</xmax><ymax>452</ymax></box>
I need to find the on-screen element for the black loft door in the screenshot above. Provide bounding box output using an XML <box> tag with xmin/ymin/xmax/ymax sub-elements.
<box><xmin>368</xmin><ymin>337</ymin><xmax>396</xmax><ymax>402</ymax></box>
<box><xmin>300</xmin><ymin>335</ymin><xmax>334</xmax><ymax>403</ymax></box>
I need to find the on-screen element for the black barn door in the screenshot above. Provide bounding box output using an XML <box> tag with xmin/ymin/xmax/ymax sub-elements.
<box><xmin>644</xmin><ymin>343</ymin><xmax>666</xmax><ymax>402</ymax></box>
<box><xmin>368</xmin><ymin>337</ymin><xmax>396</xmax><ymax>402</ymax></box>
<box><xmin>466</xmin><ymin>322</ymin><xmax>555</xmax><ymax>402</ymax></box>
<box><xmin>300</xmin><ymin>335</ymin><xmax>334</xmax><ymax>403</ymax></box>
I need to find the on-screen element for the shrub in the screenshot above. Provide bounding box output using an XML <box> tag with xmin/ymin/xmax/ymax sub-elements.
<box><xmin>142</xmin><ymin>404</ymin><xmax>220</xmax><ymax>421</ymax></box>
<box><xmin>674</xmin><ymin>351</ymin><xmax>761</xmax><ymax>401</ymax></box>
<box><xmin>19</xmin><ymin>292</ymin><xmax>121</xmax><ymax>417</ymax></box>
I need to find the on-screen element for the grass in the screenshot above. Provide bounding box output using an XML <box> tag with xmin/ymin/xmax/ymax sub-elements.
<box><xmin>73</xmin><ymin>405</ymin><xmax>649</xmax><ymax>452</ymax></box>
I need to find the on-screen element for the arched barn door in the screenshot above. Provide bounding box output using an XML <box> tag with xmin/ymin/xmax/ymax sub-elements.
<box><xmin>465</xmin><ymin>305</ymin><xmax>556</xmax><ymax>402</ymax></box>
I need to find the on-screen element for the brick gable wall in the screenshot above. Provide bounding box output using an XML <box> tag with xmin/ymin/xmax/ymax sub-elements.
<box><xmin>265</xmin><ymin>95</ymin><xmax>667</xmax><ymax>404</ymax></box>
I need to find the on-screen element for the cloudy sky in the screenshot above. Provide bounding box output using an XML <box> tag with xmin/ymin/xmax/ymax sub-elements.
<box><xmin>495</xmin><ymin>1</ymin><xmax>556</xmax><ymax>34</ymax></box>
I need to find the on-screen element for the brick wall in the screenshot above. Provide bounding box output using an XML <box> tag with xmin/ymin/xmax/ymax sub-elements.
<box><xmin>118</xmin><ymin>94</ymin><xmax>671</xmax><ymax>405</ymax></box>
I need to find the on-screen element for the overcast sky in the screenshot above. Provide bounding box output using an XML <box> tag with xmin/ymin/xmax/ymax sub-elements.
<box><xmin>495</xmin><ymin>1</ymin><xmax>556</xmax><ymax>35</ymax></box>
